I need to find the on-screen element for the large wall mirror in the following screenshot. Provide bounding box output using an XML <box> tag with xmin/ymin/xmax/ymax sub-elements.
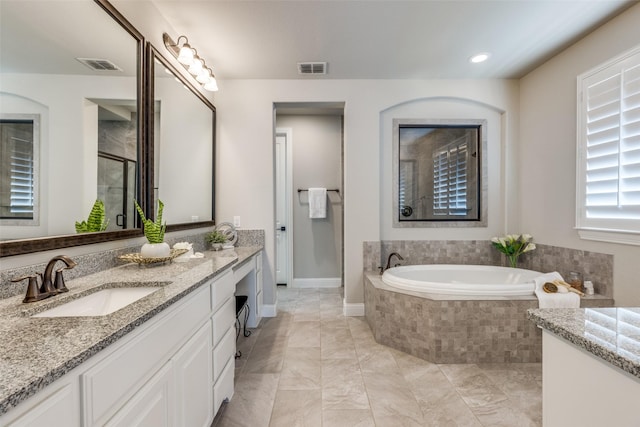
<box><xmin>147</xmin><ymin>44</ymin><xmax>215</xmax><ymax>230</ymax></box>
<box><xmin>0</xmin><ymin>0</ymin><xmax>145</xmax><ymax>256</ymax></box>
<box><xmin>392</xmin><ymin>118</ymin><xmax>488</xmax><ymax>228</ymax></box>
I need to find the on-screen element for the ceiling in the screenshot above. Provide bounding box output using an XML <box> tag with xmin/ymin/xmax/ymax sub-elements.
<box><xmin>148</xmin><ymin>0</ymin><xmax>638</xmax><ymax>80</ymax></box>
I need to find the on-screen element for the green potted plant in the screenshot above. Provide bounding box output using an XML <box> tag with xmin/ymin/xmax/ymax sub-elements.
<box><xmin>206</xmin><ymin>230</ymin><xmax>227</xmax><ymax>251</ymax></box>
<box><xmin>135</xmin><ymin>199</ymin><xmax>169</xmax><ymax>258</ymax></box>
<box><xmin>75</xmin><ymin>200</ymin><xmax>109</xmax><ymax>233</ymax></box>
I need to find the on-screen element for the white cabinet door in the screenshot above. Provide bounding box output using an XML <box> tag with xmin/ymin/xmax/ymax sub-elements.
<box><xmin>173</xmin><ymin>323</ymin><xmax>213</xmax><ymax>427</ymax></box>
<box><xmin>104</xmin><ymin>361</ymin><xmax>173</xmax><ymax>427</ymax></box>
<box><xmin>5</xmin><ymin>377</ymin><xmax>80</xmax><ymax>427</ymax></box>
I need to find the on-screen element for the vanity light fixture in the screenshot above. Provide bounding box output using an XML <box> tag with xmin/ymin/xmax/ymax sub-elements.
<box><xmin>469</xmin><ymin>52</ymin><xmax>490</xmax><ymax>63</ymax></box>
<box><xmin>163</xmin><ymin>33</ymin><xmax>218</xmax><ymax>92</ymax></box>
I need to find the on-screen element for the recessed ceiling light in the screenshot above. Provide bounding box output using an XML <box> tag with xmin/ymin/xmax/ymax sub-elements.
<box><xmin>470</xmin><ymin>53</ymin><xmax>490</xmax><ymax>63</ymax></box>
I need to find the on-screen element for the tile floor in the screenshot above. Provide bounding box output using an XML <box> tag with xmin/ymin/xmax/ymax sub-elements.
<box><xmin>215</xmin><ymin>287</ymin><xmax>542</xmax><ymax>427</ymax></box>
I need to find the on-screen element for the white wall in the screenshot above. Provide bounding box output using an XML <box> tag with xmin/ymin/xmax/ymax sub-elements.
<box><xmin>214</xmin><ymin>79</ymin><xmax>519</xmax><ymax>306</ymax></box>
<box><xmin>519</xmin><ymin>3</ymin><xmax>640</xmax><ymax>305</ymax></box>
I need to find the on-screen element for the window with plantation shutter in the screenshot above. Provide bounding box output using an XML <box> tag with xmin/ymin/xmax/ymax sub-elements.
<box><xmin>433</xmin><ymin>139</ymin><xmax>469</xmax><ymax>216</ymax></box>
<box><xmin>577</xmin><ymin>46</ymin><xmax>640</xmax><ymax>245</ymax></box>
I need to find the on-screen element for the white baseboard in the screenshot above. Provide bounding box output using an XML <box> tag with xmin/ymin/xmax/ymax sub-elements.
<box><xmin>292</xmin><ymin>278</ymin><xmax>342</xmax><ymax>288</ymax></box>
<box><xmin>261</xmin><ymin>304</ymin><xmax>277</xmax><ymax>318</ymax></box>
<box><xmin>343</xmin><ymin>299</ymin><xmax>365</xmax><ymax>317</ymax></box>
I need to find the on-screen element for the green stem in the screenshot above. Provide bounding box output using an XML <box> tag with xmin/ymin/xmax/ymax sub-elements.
<box><xmin>507</xmin><ymin>254</ymin><xmax>518</xmax><ymax>268</ymax></box>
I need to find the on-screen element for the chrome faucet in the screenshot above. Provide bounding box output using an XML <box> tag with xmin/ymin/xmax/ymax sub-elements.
<box><xmin>382</xmin><ymin>252</ymin><xmax>404</xmax><ymax>273</ymax></box>
<box><xmin>11</xmin><ymin>255</ymin><xmax>77</xmax><ymax>303</ymax></box>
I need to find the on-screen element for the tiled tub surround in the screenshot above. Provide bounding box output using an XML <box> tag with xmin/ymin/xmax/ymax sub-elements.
<box><xmin>0</xmin><ymin>245</ymin><xmax>262</xmax><ymax>415</ymax></box>
<box><xmin>364</xmin><ymin>273</ymin><xmax>614</xmax><ymax>364</ymax></box>
<box><xmin>527</xmin><ymin>307</ymin><xmax>640</xmax><ymax>379</ymax></box>
<box><xmin>364</xmin><ymin>240</ymin><xmax>614</xmax><ymax>297</ymax></box>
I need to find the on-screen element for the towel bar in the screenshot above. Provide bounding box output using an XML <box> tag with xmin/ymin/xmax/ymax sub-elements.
<box><xmin>297</xmin><ymin>188</ymin><xmax>340</xmax><ymax>193</ymax></box>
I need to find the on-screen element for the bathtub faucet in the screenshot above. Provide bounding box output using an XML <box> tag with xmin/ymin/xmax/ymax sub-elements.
<box><xmin>383</xmin><ymin>252</ymin><xmax>404</xmax><ymax>273</ymax></box>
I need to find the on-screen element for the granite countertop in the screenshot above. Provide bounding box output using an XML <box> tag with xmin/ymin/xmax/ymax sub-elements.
<box><xmin>528</xmin><ymin>307</ymin><xmax>640</xmax><ymax>380</ymax></box>
<box><xmin>0</xmin><ymin>246</ymin><xmax>262</xmax><ymax>415</ymax></box>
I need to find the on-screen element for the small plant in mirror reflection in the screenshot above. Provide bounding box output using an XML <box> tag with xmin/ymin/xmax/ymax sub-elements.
<box><xmin>491</xmin><ymin>234</ymin><xmax>536</xmax><ymax>268</ymax></box>
<box><xmin>75</xmin><ymin>200</ymin><xmax>109</xmax><ymax>233</ymax></box>
<box><xmin>135</xmin><ymin>199</ymin><xmax>166</xmax><ymax>244</ymax></box>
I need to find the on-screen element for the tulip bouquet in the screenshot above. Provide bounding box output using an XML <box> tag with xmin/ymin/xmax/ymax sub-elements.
<box><xmin>491</xmin><ymin>234</ymin><xmax>536</xmax><ymax>268</ymax></box>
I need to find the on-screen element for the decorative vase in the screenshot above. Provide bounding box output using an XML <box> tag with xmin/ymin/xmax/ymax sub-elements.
<box><xmin>141</xmin><ymin>242</ymin><xmax>171</xmax><ymax>258</ymax></box>
<box><xmin>211</xmin><ymin>243</ymin><xmax>223</xmax><ymax>251</ymax></box>
<box><xmin>507</xmin><ymin>254</ymin><xmax>518</xmax><ymax>268</ymax></box>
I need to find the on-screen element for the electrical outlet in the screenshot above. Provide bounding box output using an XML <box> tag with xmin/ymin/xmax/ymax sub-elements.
<box><xmin>233</xmin><ymin>216</ymin><xmax>241</xmax><ymax>227</ymax></box>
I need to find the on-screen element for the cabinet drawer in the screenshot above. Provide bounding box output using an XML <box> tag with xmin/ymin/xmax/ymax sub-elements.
<box><xmin>211</xmin><ymin>270</ymin><xmax>234</xmax><ymax>312</ymax></box>
<box><xmin>213</xmin><ymin>327</ymin><xmax>235</xmax><ymax>380</ymax></box>
<box><xmin>213</xmin><ymin>357</ymin><xmax>234</xmax><ymax>416</ymax></box>
<box><xmin>212</xmin><ymin>296</ymin><xmax>235</xmax><ymax>346</ymax></box>
<box><xmin>81</xmin><ymin>286</ymin><xmax>210</xmax><ymax>426</ymax></box>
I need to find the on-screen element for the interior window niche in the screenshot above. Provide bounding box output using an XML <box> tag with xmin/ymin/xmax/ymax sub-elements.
<box><xmin>392</xmin><ymin>118</ymin><xmax>487</xmax><ymax>228</ymax></box>
<box><xmin>0</xmin><ymin>114</ymin><xmax>39</xmax><ymax>226</ymax></box>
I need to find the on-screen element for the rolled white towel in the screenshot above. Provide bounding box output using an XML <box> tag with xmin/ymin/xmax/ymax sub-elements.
<box><xmin>533</xmin><ymin>272</ymin><xmax>580</xmax><ymax>309</ymax></box>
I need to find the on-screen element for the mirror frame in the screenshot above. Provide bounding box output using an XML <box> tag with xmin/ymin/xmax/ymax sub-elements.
<box><xmin>0</xmin><ymin>0</ymin><xmax>147</xmax><ymax>257</ymax></box>
<box><xmin>146</xmin><ymin>43</ymin><xmax>216</xmax><ymax>231</ymax></box>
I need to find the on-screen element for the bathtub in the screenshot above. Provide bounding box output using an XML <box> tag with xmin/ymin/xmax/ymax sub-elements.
<box><xmin>381</xmin><ymin>264</ymin><xmax>542</xmax><ymax>296</ymax></box>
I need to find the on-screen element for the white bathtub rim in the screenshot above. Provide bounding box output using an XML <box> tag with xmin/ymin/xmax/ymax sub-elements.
<box><xmin>381</xmin><ymin>264</ymin><xmax>542</xmax><ymax>297</ymax></box>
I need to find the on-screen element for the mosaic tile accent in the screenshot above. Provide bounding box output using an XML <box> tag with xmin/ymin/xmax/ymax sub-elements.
<box><xmin>363</xmin><ymin>241</ymin><xmax>381</xmax><ymax>272</ymax></box>
<box><xmin>364</xmin><ymin>273</ymin><xmax>613</xmax><ymax>364</ymax></box>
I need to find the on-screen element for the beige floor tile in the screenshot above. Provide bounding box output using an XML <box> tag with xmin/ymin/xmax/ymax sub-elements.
<box><xmin>362</xmin><ymin>372</ymin><xmax>425</xmax><ymax>426</ymax></box>
<box><xmin>269</xmin><ymin>389</ymin><xmax>322</xmax><ymax>427</ymax></box>
<box><xmin>321</xmin><ymin>327</ymin><xmax>357</xmax><ymax>360</ymax></box>
<box><xmin>217</xmin><ymin>373</ymin><xmax>280</xmax><ymax>427</ymax></box>
<box><xmin>322</xmin><ymin>359</ymin><xmax>370</xmax><ymax>410</ymax></box>
<box><xmin>287</xmin><ymin>321</ymin><xmax>321</xmax><ymax>347</ymax></box>
<box><xmin>279</xmin><ymin>347</ymin><xmax>322</xmax><ymax>390</ymax></box>
<box><xmin>322</xmin><ymin>409</ymin><xmax>376</xmax><ymax>427</ymax></box>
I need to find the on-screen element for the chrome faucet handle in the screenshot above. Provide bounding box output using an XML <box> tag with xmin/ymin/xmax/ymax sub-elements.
<box><xmin>11</xmin><ymin>274</ymin><xmax>50</xmax><ymax>303</ymax></box>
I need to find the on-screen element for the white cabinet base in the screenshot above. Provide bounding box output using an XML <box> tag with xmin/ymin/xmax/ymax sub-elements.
<box><xmin>542</xmin><ymin>331</ymin><xmax>640</xmax><ymax>427</ymax></box>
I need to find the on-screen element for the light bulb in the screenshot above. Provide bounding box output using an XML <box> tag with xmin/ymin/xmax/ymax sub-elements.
<box><xmin>204</xmin><ymin>77</ymin><xmax>218</xmax><ymax>92</ymax></box>
<box><xmin>188</xmin><ymin>58</ymin><xmax>203</xmax><ymax>75</ymax></box>
<box><xmin>196</xmin><ymin>67</ymin><xmax>212</xmax><ymax>84</ymax></box>
<box><xmin>177</xmin><ymin>43</ymin><xmax>194</xmax><ymax>65</ymax></box>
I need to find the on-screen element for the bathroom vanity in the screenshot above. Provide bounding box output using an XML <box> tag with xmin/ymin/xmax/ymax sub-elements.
<box><xmin>0</xmin><ymin>246</ymin><xmax>263</xmax><ymax>426</ymax></box>
<box><xmin>528</xmin><ymin>308</ymin><xmax>640</xmax><ymax>427</ymax></box>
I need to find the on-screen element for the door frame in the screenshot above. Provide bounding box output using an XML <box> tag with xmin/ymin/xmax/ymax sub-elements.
<box><xmin>275</xmin><ymin>127</ymin><xmax>294</xmax><ymax>287</ymax></box>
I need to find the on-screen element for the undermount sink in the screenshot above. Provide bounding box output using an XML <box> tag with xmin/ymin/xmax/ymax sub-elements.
<box><xmin>32</xmin><ymin>287</ymin><xmax>159</xmax><ymax>318</ymax></box>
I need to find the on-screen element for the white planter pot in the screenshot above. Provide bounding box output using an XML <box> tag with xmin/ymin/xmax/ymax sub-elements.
<box><xmin>141</xmin><ymin>242</ymin><xmax>171</xmax><ymax>258</ymax></box>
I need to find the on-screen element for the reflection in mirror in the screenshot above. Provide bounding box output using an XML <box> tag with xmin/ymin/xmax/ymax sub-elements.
<box><xmin>0</xmin><ymin>0</ymin><xmax>144</xmax><ymax>256</ymax></box>
<box><xmin>149</xmin><ymin>46</ymin><xmax>215</xmax><ymax>225</ymax></box>
<box><xmin>393</xmin><ymin>119</ymin><xmax>486</xmax><ymax>227</ymax></box>
<box><xmin>0</xmin><ymin>114</ymin><xmax>39</xmax><ymax>226</ymax></box>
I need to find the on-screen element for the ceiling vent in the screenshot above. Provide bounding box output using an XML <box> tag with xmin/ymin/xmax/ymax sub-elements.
<box><xmin>297</xmin><ymin>62</ymin><xmax>327</xmax><ymax>75</ymax></box>
<box><xmin>76</xmin><ymin>58</ymin><xmax>122</xmax><ymax>72</ymax></box>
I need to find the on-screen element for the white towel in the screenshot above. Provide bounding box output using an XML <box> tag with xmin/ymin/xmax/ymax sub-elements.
<box><xmin>308</xmin><ymin>188</ymin><xmax>327</xmax><ymax>219</ymax></box>
<box><xmin>533</xmin><ymin>272</ymin><xmax>580</xmax><ymax>309</ymax></box>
